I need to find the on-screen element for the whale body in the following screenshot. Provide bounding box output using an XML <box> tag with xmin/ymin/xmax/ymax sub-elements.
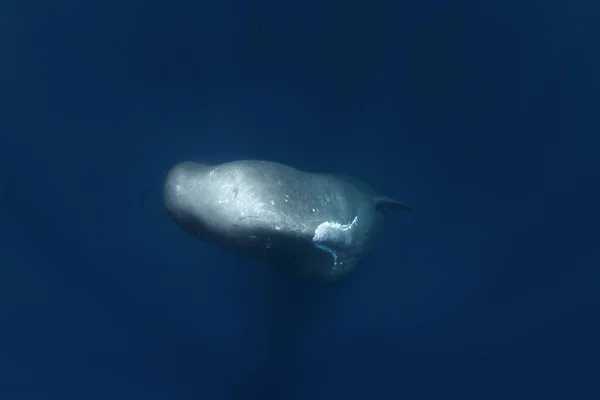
<box><xmin>163</xmin><ymin>160</ymin><xmax>409</xmax><ymax>282</ymax></box>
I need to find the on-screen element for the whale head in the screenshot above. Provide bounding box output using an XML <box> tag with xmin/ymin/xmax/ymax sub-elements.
<box><xmin>163</xmin><ymin>162</ymin><xmax>213</xmax><ymax>236</ymax></box>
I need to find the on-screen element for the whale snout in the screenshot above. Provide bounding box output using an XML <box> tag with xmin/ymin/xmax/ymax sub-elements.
<box><xmin>165</xmin><ymin>161</ymin><xmax>207</xmax><ymax>179</ymax></box>
<box><xmin>163</xmin><ymin>162</ymin><xmax>208</xmax><ymax>231</ymax></box>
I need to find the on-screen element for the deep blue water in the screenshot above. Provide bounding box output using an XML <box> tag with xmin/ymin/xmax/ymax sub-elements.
<box><xmin>1</xmin><ymin>1</ymin><xmax>599</xmax><ymax>399</ymax></box>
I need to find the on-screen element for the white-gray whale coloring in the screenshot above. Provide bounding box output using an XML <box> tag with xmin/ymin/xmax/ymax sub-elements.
<box><xmin>163</xmin><ymin>160</ymin><xmax>409</xmax><ymax>282</ymax></box>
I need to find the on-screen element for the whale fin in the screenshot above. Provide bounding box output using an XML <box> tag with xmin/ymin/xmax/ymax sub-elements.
<box><xmin>374</xmin><ymin>195</ymin><xmax>411</xmax><ymax>211</ymax></box>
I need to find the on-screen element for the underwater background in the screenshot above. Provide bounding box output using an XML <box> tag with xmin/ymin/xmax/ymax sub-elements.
<box><xmin>1</xmin><ymin>0</ymin><xmax>599</xmax><ymax>399</ymax></box>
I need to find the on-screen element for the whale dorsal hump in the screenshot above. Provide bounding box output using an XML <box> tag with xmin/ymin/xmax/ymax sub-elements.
<box><xmin>328</xmin><ymin>173</ymin><xmax>410</xmax><ymax>211</ymax></box>
<box><xmin>374</xmin><ymin>195</ymin><xmax>411</xmax><ymax>211</ymax></box>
